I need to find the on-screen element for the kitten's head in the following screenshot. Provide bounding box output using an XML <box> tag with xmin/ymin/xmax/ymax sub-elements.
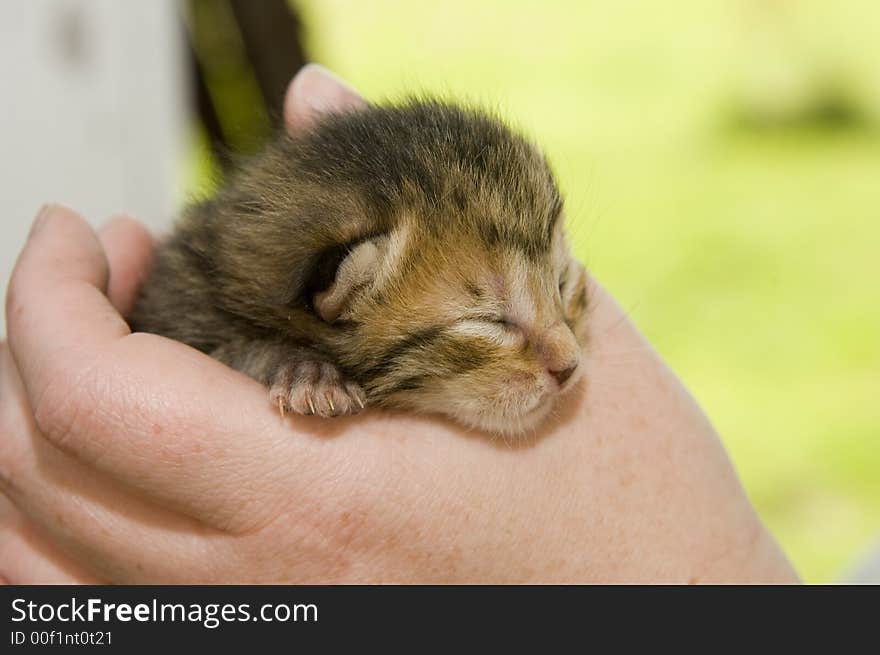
<box><xmin>332</xmin><ymin>218</ymin><xmax>589</xmax><ymax>436</ymax></box>
<box><xmin>285</xmin><ymin>66</ymin><xmax>589</xmax><ymax>436</ymax></box>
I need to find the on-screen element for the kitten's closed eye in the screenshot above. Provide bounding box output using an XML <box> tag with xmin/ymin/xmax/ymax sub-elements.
<box><xmin>461</xmin><ymin>312</ymin><xmax>520</xmax><ymax>335</ymax></box>
<box><xmin>451</xmin><ymin>316</ymin><xmax>523</xmax><ymax>349</ymax></box>
<box><xmin>467</xmin><ymin>313</ymin><xmax>516</xmax><ymax>329</ymax></box>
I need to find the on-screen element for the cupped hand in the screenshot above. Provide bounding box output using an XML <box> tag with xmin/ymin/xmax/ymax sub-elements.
<box><xmin>0</xmin><ymin>205</ymin><xmax>798</xmax><ymax>583</ymax></box>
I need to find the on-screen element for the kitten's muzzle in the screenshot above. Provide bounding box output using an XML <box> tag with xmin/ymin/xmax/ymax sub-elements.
<box><xmin>533</xmin><ymin>321</ymin><xmax>581</xmax><ymax>388</ymax></box>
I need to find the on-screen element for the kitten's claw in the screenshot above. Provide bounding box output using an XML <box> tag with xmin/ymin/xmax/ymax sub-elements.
<box><xmin>269</xmin><ymin>359</ymin><xmax>366</xmax><ymax>418</ymax></box>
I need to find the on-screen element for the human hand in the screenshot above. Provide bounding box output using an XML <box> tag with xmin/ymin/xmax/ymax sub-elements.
<box><xmin>0</xmin><ymin>202</ymin><xmax>798</xmax><ymax>583</ymax></box>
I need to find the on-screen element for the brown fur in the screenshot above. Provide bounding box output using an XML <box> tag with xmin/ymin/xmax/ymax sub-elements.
<box><xmin>129</xmin><ymin>99</ymin><xmax>588</xmax><ymax>435</ymax></box>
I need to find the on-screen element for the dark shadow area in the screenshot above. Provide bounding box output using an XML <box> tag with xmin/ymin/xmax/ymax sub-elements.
<box><xmin>724</xmin><ymin>80</ymin><xmax>873</xmax><ymax>136</ymax></box>
<box><xmin>184</xmin><ymin>0</ymin><xmax>309</xmax><ymax>167</ymax></box>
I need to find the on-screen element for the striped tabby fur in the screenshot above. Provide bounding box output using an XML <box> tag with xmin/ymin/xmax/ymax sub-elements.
<box><xmin>130</xmin><ymin>98</ymin><xmax>588</xmax><ymax>435</ymax></box>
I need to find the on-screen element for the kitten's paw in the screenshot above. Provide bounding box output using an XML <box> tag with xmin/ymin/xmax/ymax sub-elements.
<box><xmin>269</xmin><ymin>359</ymin><xmax>366</xmax><ymax>418</ymax></box>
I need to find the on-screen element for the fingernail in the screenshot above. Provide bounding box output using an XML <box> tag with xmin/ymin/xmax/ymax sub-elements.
<box><xmin>28</xmin><ymin>203</ymin><xmax>56</xmax><ymax>239</ymax></box>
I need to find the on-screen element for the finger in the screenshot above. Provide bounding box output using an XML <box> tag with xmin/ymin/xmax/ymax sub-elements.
<box><xmin>1</xmin><ymin>318</ymin><xmax>317</xmax><ymax>537</ymax></box>
<box><xmin>97</xmin><ymin>215</ymin><xmax>154</xmax><ymax>317</ymax></box>
<box><xmin>1</xmin><ymin>438</ymin><xmax>227</xmax><ymax>584</ymax></box>
<box><xmin>5</xmin><ymin>204</ymin><xmax>129</xmax><ymax>400</ymax></box>
<box><xmin>23</xmin><ymin>333</ymin><xmax>345</xmax><ymax>533</ymax></box>
<box><xmin>0</xmin><ymin>355</ymin><xmax>230</xmax><ymax>583</ymax></box>
<box><xmin>0</xmin><ymin>495</ymin><xmax>102</xmax><ymax>584</ymax></box>
<box><xmin>3</xmin><ymin>206</ymin><xmax>347</xmax><ymax>534</ymax></box>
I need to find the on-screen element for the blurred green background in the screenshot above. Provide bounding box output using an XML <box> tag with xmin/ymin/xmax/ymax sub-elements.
<box><xmin>190</xmin><ymin>0</ymin><xmax>880</xmax><ymax>582</ymax></box>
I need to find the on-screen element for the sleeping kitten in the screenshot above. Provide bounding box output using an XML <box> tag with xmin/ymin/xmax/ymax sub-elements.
<box><xmin>129</xmin><ymin>65</ymin><xmax>588</xmax><ymax>436</ymax></box>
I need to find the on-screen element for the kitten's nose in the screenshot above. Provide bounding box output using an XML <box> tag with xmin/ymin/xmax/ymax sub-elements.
<box><xmin>535</xmin><ymin>321</ymin><xmax>580</xmax><ymax>387</ymax></box>
<box><xmin>549</xmin><ymin>363</ymin><xmax>577</xmax><ymax>386</ymax></box>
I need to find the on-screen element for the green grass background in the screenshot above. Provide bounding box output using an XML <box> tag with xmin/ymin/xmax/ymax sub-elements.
<box><xmin>226</xmin><ymin>0</ymin><xmax>880</xmax><ymax>582</ymax></box>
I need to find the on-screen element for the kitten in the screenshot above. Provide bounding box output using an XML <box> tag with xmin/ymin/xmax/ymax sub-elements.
<box><xmin>129</xmin><ymin>65</ymin><xmax>588</xmax><ymax>436</ymax></box>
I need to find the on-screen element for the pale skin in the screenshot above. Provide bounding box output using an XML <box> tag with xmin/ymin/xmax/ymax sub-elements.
<box><xmin>0</xmin><ymin>204</ymin><xmax>798</xmax><ymax>583</ymax></box>
<box><xmin>0</xmin><ymin>67</ymin><xmax>799</xmax><ymax>584</ymax></box>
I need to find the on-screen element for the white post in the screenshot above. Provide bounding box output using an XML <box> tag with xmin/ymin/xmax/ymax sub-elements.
<box><xmin>0</xmin><ymin>0</ymin><xmax>185</xmax><ymax>333</ymax></box>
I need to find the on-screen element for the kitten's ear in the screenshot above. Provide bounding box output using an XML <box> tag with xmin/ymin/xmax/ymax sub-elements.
<box><xmin>283</xmin><ymin>64</ymin><xmax>366</xmax><ymax>135</ymax></box>
<box><xmin>314</xmin><ymin>236</ymin><xmax>389</xmax><ymax>323</ymax></box>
